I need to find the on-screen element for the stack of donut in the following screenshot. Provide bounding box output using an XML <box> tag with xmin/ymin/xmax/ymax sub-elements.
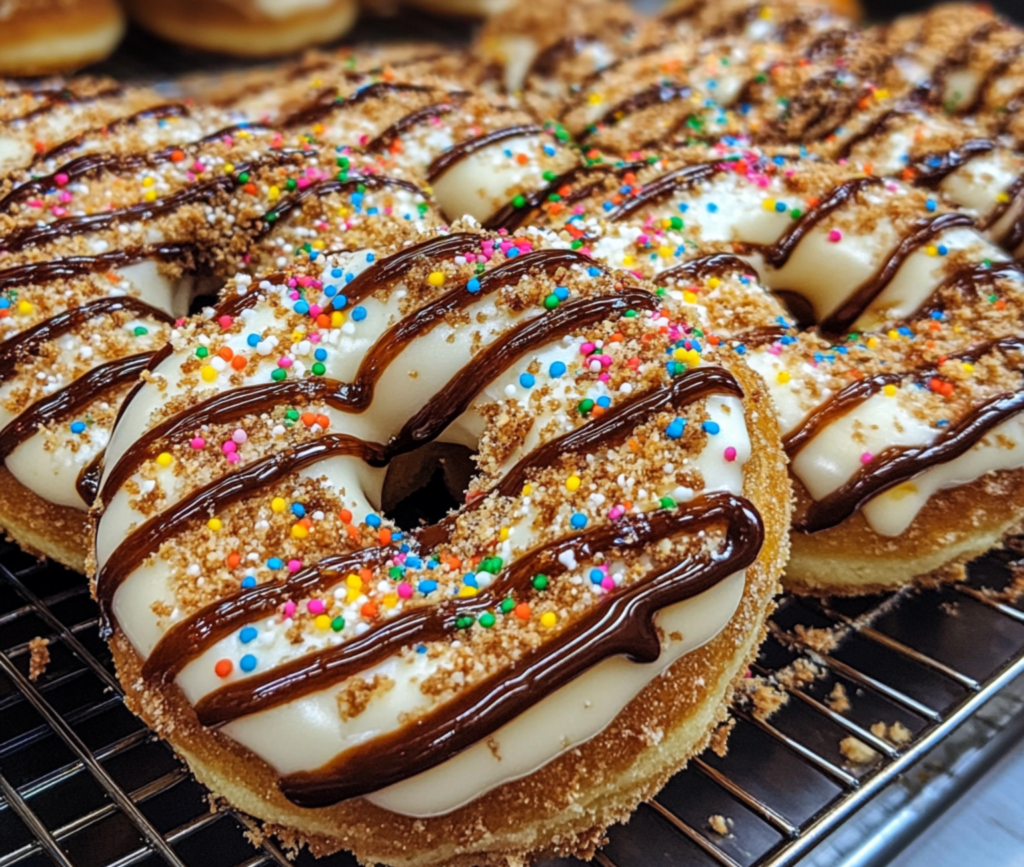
<box><xmin>0</xmin><ymin>1</ymin><xmax>1022</xmax><ymax>864</ymax></box>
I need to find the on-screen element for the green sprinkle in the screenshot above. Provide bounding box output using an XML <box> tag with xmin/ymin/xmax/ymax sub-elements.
<box><xmin>659</xmin><ymin>497</ymin><xmax>676</xmax><ymax>510</ymax></box>
<box><xmin>337</xmin><ymin>156</ymin><xmax>350</xmax><ymax>169</ymax></box>
<box><xmin>312</xmin><ymin>362</ymin><xmax>326</xmax><ymax>376</ymax></box>
<box><xmin>790</xmin><ymin>208</ymin><xmax>802</xmax><ymax>219</ymax></box>
<box><xmin>195</xmin><ymin>346</ymin><xmax>208</xmax><ymax>358</ymax></box>
<box><xmin>542</xmin><ymin>171</ymin><xmax>556</xmax><ymax>182</ymax></box>
<box><xmin>500</xmin><ymin>598</ymin><xmax>516</xmax><ymax>614</ymax></box>
<box><xmin>624</xmin><ymin>309</ymin><xmax>638</xmax><ymax>317</ymax></box>
<box><xmin>479</xmin><ymin>612</ymin><xmax>496</xmax><ymax>629</ymax></box>
<box><xmin>331</xmin><ymin>616</ymin><xmax>345</xmax><ymax>632</ymax></box>
<box><xmin>285</xmin><ymin>178</ymin><xmax>297</xmax><ymax>191</ymax></box>
<box><xmin>578</xmin><ymin>398</ymin><xmax>595</xmax><ymax>415</ymax></box>
<box><xmin>512</xmin><ymin>194</ymin><xmax>526</xmax><ymax>208</ymax></box>
<box><xmin>388</xmin><ymin>566</ymin><xmax>403</xmax><ymax>580</ymax></box>
<box><xmin>669</xmin><ymin>216</ymin><xmax>683</xmax><ymax>230</ymax></box>
<box><xmin>570</xmin><ymin>239</ymin><xmax>583</xmax><ymax>249</ymax></box>
<box><xmin>264</xmin><ymin>212</ymin><xmax>278</xmax><ymax>222</ymax></box>
<box><xmin>285</xmin><ymin>409</ymin><xmax>300</xmax><ymax>421</ymax></box>
<box><xmin>271</xmin><ymin>368</ymin><xmax>287</xmax><ymax>382</ymax></box>
<box><xmin>543</xmin><ymin>293</ymin><xmax>560</xmax><ymax>310</ymax></box>
<box><xmin>532</xmin><ymin>574</ymin><xmax>549</xmax><ymax>591</ymax></box>
<box><xmin>237</xmin><ymin>172</ymin><xmax>250</xmax><ymax>183</ymax></box>
<box><xmin>480</xmin><ymin>557</ymin><xmax>503</xmax><ymax>574</ymax></box>
<box><xmin>455</xmin><ymin>615</ymin><xmax>475</xmax><ymax>630</ymax></box>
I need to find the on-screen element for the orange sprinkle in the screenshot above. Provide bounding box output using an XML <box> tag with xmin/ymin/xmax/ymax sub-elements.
<box><xmin>170</xmin><ymin>150</ymin><xmax>185</xmax><ymax>162</ymax></box>
<box><xmin>623</xmin><ymin>500</ymin><xmax>633</xmax><ymax>510</ymax></box>
<box><xmin>378</xmin><ymin>528</ymin><xmax>392</xmax><ymax>545</ymax></box>
<box><xmin>515</xmin><ymin>153</ymin><xmax>529</xmax><ymax>165</ymax></box>
<box><xmin>359</xmin><ymin>568</ymin><xmax>373</xmax><ymax>584</ymax></box>
<box><xmin>231</xmin><ymin>355</ymin><xmax>247</xmax><ymax>371</ymax></box>
<box><xmin>339</xmin><ymin>508</ymin><xmax>352</xmax><ymax>523</ymax></box>
<box><xmin>316</xmin><ymin>313</ymin><xmax>331</xmax><ymax>328</ymax></box>
<box><xmin>300</xmin><ymin>412</ymin><xmax>317</xmax><ymax>427</ymax></box>
<box><xmin>361</xmin><ymin>601</ymin><xmax>379</xmax><ymax>619</ymax></box>
<box><xmin>226</xmin><ymin>551</ymin><xmax>241</xmax><ymax>568</ymax></box>
<box><xmin>315</xmin><ymin>413</ymin><xmax>330</xmax><ymax>429</ymax></box>
<box><xmin>346</xmin><ymin>524</ymin><xmax>361</xmax><ymax>540</ymax></box>
<box><xmin>628</xmin><ymin>438</ymin><xmax>639</xmax><ymax>452</ymax></box>
<box><xmin>217</xmin><ymin>346</ymin><xmax>234</xmax><ymax>361</ymax></box>
<box><xmin>514</xmin><ymin>603</ymin><xmax>531</xmax><ymax>620</ymax></box>
<box><xmin>214</xmin><ymin>659</ymin><xmax>233</xmax><ymax>678</ymax></box>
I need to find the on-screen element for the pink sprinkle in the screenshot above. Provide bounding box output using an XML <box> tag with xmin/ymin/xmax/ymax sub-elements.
<box><xmin>608</xmin><ymin>505</ymin><xmax>625</xmax><ymax>521</ymax></box>
<box><xmin>190</xmin><ymin>437</ymin><xmax>205</xmax><ymax>450</ymax></box>
<box><xmin>768</xmin><ymin>343</ymin><xmax>782</xmax><ymax>356</ymax></box>
<box><xmin>58</xmin><ymin>191</ymin><xmax>72</xmax><ymax>203</ymax></box>
<box><xmin>226</xmin><ymin>452</ymin><xmax>240</xmax><ymax>464</ymax></box>
<box><xmin>27</xmin><ymin>198</ymin><xmax>43</xmax><ymax>208</ymax></box>
<box><xmin>51</xmin><ymin>206</ymin><xmax>66</xmax><ymax>217</ymax></box>
<box><xmin>278</xmin><ymin>356</ymin><xmax>293</xmax><ymax>368</ymax></box>
<box><xmin>297</xmin><ymin>275</ymin><xmax>312</xmax><ymax>287</ymax></box>
<box><xmin>55</xmin><ymin>173</ymin><xmax>68</xmax><ymax>186</ymax></box>
<box><xmin>309</xmin><ymin>333</ymin><xmax>321</xmax><ymax>343</ymax></box>
<box><xmin>297</xmin><ymin>177</ymin><xmax>311</xmax><ymax>189</ymax></box>
<box><xmin>307</xmin><ymin>598</ymin><xmax>326</xmax><ymax>615</ymax></box>
<box><xmin>724</xmin><ymin>446</ymin><xmax>738</xmax><ymax>462</ymax></box>
<box><xmin>218</xmin><ymin>315</ymin><xmax>233</xmax><ymax>329</ymax></box>
<box><xmin>600</xmin><ymin>576</ymin><xmax>615</xmax><ymax>591</ymax></box>
<box><xmin>398</xmin><ymin>582</ymin><xmax>413</xmax><ymax>599</ymax></box>
<box><xmin>287</xmin><ymin>559</ymin><xmax>302</xmax><ymax>573</ymax></box>
<box><xmin>860</xmin><ymin>452</ymin><xmax>873</xmax><ymax>464</ymax></box>
<box><xmin>232</xmin><ymin>428</ymin><xmax>247</xmax><ymax>444</ymax></box>
<box><xmin>192</xmin><ymin>161</ymin><xmax>205</xmax><ymax>173</ymax></box>
<box><xmin>828</xmin><ymin>229</ymin><xmax>842</xmax><ymax>243</ymax></box>
<box><xmin>282</xmin><ymin>601</ymin><xmax>296</xmax><ymax>618</ymax></box>
<box><xmin>580</xmin><ymin>342</ymin><xmax>595</xmax><ymax>355</ymax></box>
<box><xmin>598</xmin><ymin>372</ymin><xmax>610</xmax><ymax>382</ymax></box>
<box><xmin>309</xmin><ymin>304</ymin><xmax>323</xmax><ymax>318</ymax></box>
<box><xmin>222</xmin><ymin>441</ymin><xmax>237</xmax><ymax>455</ymax></box>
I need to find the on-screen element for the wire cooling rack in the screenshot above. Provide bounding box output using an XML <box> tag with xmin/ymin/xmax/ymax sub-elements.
<box><xmin>2</xmin><ymin>540</ymin><xmax>1024</xmax><ymax>867</ymax></box>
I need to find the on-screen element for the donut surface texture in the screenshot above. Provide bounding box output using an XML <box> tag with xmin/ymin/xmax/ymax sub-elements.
<box><xmin>0</xmin><ymin>0</ymin><xmax>124</xmax><ymax>76</ymax></box>
<box><xmin>92</xmin><ymin>223</ymin><xmax>789</xmax><ymax>865</ymax></box>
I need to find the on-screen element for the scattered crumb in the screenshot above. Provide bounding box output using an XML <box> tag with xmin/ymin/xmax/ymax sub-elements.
<box><xmin>709</xmin><ymin>717</ymin><xmax>735</xmax><ymax>758</ymax></box>
<box><xmin>870</xmin><ymin>720</ymin><xmax>913</xmax><ymax>746</ymax></box>
<box><xmin>243</xmin><ymin>826</ymin><xmax>266</xmax><ymax>847</ymax></box>
<box><xmin>707</xmin><ymin>814</ymin><xmax>731</xmax><ymax>835</ymax></box>
<box><xmin>826</xmin><ymin>682</ymin><xmax>851</xmax><ymax>713</ymax></box>
<box><xmin>794</xmin><ymin>624</ymin><xmax>839</xmax><ymax>652</ymax></box>
<box><xmin>840</xmin><ymin>736</ymin><xmax>879</xmax><ymax>764</ymax></box>
<box><xmin>939</xmin><ymin>600</ymin><xmax>960</xmax><ymax>616</ymax></box>
<box><xmin>27</xmin><ymin>637</ymin><xmax>49</xmax><ymax>681</ymax></box>
<box><xmin>748</xmin><ymin>678</ymin><xmax>788</xmax><ymax>720</ymax></box>
<box><xmin>776</xmin><ymin>657</ymin><xmax>822</xmax><ymax>689</ymax></box>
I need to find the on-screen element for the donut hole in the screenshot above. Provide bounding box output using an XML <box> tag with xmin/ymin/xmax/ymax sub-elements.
<box><xmin>380</xmin><ymin>442</ymin><xmax>476</xmax><ymax>530</ymax></box>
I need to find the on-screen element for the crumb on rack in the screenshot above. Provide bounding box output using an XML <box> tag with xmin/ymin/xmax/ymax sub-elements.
<box><xmin>707</xmin><ymin>814</ymin><xmax>731</xmax><ymax>836</ymax></box>
<box><xmin>27</xmin><ymin>637</ymin><xmax>49</xmax><ymax>681</ymax></box>
<box><xmin>826</xmin><ymin>682</ymin><xmax>851</xmax><ymax>713</ymax></box>
<box><xmin>709</xmin><ymin>717</ymin><xmax>735</xmax><ymax>758</ymax></box>
<box><xmin>793</xmin><ymin>623</ymin><xmax>839</xmax><ymax>652</ymax></box>
<box><xmin>870</xmin><ymin>720</ymin><xmax>912</xmax><ymax>746</ymax></box>
<box><xmin>746</xmin><ymin>677</ymin><xmax>788</xmax><ymax>720</ymax></box>
<box><xmin>840</xmin><ymin>736</ymin><xmax>879</xmax><ymax>764</ymax></box>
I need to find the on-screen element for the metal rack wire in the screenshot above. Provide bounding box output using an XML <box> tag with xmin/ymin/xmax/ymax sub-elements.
<box><xmin>2</xmin><ymin>540</ymin><xmax>1023</xmax><ymax>867</ymax></box>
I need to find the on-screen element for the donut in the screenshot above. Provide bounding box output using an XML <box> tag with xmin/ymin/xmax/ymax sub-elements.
<box><xmin>476</xmin><ymin>0</ymin><xmax>1024</xmax><ymax>258</ymax></box>
<box><xmin>0</xmin><ymin>0</ymin><xmax>125</xmax><ymax>76</ymax></box>
<box><xmin>0</xmin><ymin>98</ymin><xmax>437</xmax><ymax>570</ymax></box>
<box><xmin>91</xmin><ymin>222</ymin><xmax>789</xmax><ymax>865</ymax></box>
<box><xmin>121</xmin><ymin>0</ymin><xmax>359</xmax><ymax>58</ymax></box>
<box><xmin>510</xmin><ymin>143</ymin><xmax>1024</xmax><ymax>593</ymax></box>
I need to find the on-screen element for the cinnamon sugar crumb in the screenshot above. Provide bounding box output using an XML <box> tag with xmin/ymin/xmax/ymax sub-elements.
<box><xmin>793</xmin><ymin>624</ymin><xmax>838</xmax><ymax>652</ymax></box>
<box><xmin>870</xmin><ymin>720</ymin><xmax>912</xmax><ymax>746</ymax></box>
<box><xmin>27</xmin><ymin>637</ymin><xmax>49</xmax><ymax>681</ymax></box>
<box><xmin>707</xmin><ymin>814</ymin><xmax>731</xmax><ymax>835</ymax></box>
<box><xmin>709</xmin><ymin>717</ymin><xmax>735</xmax><ymax>758</ymax></box>
<box><xmin>840</xmin><ymin>736</ymin><xmax>879</xmax><ymax>764</ymax></box>
<box><xmin>826</xmin><ymin>682</ymin><xmax>851</xmax><ymax>713</ymax></box>
<box><xmin>336</xmin><ymin>674</ymin><xmax>395</xmax><ymax>721</ymax></box>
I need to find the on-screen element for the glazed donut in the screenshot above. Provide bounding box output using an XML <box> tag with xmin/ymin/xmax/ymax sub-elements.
<box><xmin>480</xmin><ymin>0</ymin><xmax>1024</xmax><ymax>258</ymax></box>
<box><xmin>0</xmin><ymin>0</ymin><xmax>125</xmax><ymax>76</ymax></box>
<box><xmin>0</xmin><ymin>96</ymin><xmax>437</xmax><ymax>570</ymax></box>
<box><xmin>514</xmin><ymin>144</ymin><xmax>1024</xmax><ymax>593</ymax></box>
<box><xmin>91</xmin><ymin>223</ymin><xmax>788</xmax><ymax>865</ymax></box>
<box><xmin>121</xmin><ymin>0</ymin><xmax>359</xmax><ymax>58</ymax></box>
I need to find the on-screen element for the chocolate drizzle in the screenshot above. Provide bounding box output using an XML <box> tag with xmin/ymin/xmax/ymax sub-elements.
<box><xmin>280</xmin><ymin>82</ymin><xmax>438</xmax><ymax>131</ymax></box>
<box><xmin>606</xmin><ymin>162</ymin><xmax>722</xmax><ymax>222</ymax></box>
<box><xmin>363</xmin><ymin>92</ymin><xmax>470</xmax><ymax>153</ymax></box>
<box><xmin>258</xmin><ymin>174</ymin><xmax>425</xmax><ymax>229</ymax></box>
<box><xmin>426</xmin><ymin>125</ymin><xmax>542</xmax><ymax>182</ymax></box>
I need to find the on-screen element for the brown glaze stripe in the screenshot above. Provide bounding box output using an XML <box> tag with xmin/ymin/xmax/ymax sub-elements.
<box><xmin>833</xmin><ymin>106</ymin><xmax>908</xmax><ymax>160</ymax></box>
<box><xmin>7</xmin><ymin>84</ymin><xmax>124</xmax><ymax>125</ymax></box>
<box><xmin>528</xmin><ymin>34</ymin><xmax>601</xmax><ymax>80</ymax></box>
<box><xmin>657</xmin><ymin>253</ymin><xmax>754</xmax><ymax>285</ymax></box>
<box><xmin>279</xmin><ymin>493</ymin><xmax>762</xmax><ymax>806</ymax></box>
<box><xmin>0</xmin><ymin>296</ymin><xmax>172</xmax><ymax>382</ymax></box>
<box><xmin>585</xmin><ymin>83</ymin><xmax>694</xmax><ymax>142</ymax></box>
<box><xmin>280</xmin><ymin>82</ymin><xmax>438</xmax><ymax>130</ymax></box>
<box><xmin>796</xmin><ymin>337</ymin><xmax>1024</xmax><ymax>532</ymax></box>
<box><xmin>923</xmin><ymin>19</ymin><xmax>1001</xmax><ymax>108</ymax></box>
<box><xmin>818</xmin><ymin>211</ymin><xmax>975</xmax><ymax>336</ymax></box>
<box><xmin>76</xmin><ymin>456</ymin><xmax>103</xmax><ymax>506</ymax></box>
<box><xmin>258</xmin><ymin>174</ymin><xmax>425</xmax><ymax>229</ymax></box>
<box><xmin>427</xmin><ymin>124</ymin><xmax>543</xmax><ymax>182</ymax></box>
<box><xmin>0</xmin><ymin>352</ymin><xmax>152</xmax><ymax>461</ymax></box>
<box><xmin>363</xmin><ymin>93</ymin><xmax>470</xmax><ymax>153</ymax></box>
<box><xmin>39</xmin><ymin>103</ymin><xmax>191</xmax><ymax>164</ymax></box>
<box><xmin>0</xmin><ymin>244</ymin><xmax>192</xmax><ymax>291</ymax></box>
<box><xmin>606</xmin><ymin>162</ymin><xmax>722</xmax><ymax>222</ymax></box>
<box><xmin>486</xmin><ymin>164</ymin><xmax>614</xmax><ymax>231</ymax></box>
<box><xmin>908</xmin><ymin>139</ymin><xmax>997</xmax><ymax>188</ymax></box>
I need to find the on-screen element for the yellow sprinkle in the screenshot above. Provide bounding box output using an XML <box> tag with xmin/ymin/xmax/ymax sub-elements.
<box><xmin>874</xmin><ymin>88</ymin><xmax>889</xmax><ymax>100</ymax></box>
<box><xmin>291</xmin><ymin>330</ymin><xmax>305</xmax><ymax>343</ymax></box>
<box><xmin>683</xmin><ymin>348</ymin><xmax>701</xmax><ymax>368</ymax></box>
<box><xmin>331</xmin><ymin>311</ymin><xmax>345</xmax><ymax>327</ymax></box>
<box><xmin>997</xmin><ymin>191</ymin><xmax>1010</xmax><ymax>203</ymax></box>
<box><xmin>141</xmin><ymin>176</ymin><xmax>155</xmax><ymax>187</ymax></box>
<box><xmin>961</xmin><ymin>361</ymin><xmax>975</xmax><ymax>373</ymax></box>
<box><xmin>268</xmin><ymin>185</ymin><xmax>280</xmax><ymax>201</ymax></box>
<box><xmin>383</xmin><ymin>593</ymin><xmax>398</xmax><ymax>609</ymax></box>
<box><xmin>271</xmin><ymin>497</ymin><xmax>286</xmax><ymax>512</ymax></box>
<box><xmin>16</xmin><ymin>300</ymin><xmax>32</xmax><ymax>315</ymax></box>
<box><xmin>888</xmin><ymin>329</ymin><xmax>899</xmax><ymax>340</ymax></box>
<box><xmin>926</xmin><ymin>245</ymin><xmax>938</xmax><ymax>256</ymax></box>
<box><xmin>762</xmin><ymin>197</ymin><xmax>776</xmax><ymax>211</ymax></box>
<box><xmin>660</xmin><ymin>218</ymin><xmax>672</xmax><ymax>229</ymax></box>
<box><xmin>883</xmin><ymin>384</ymin><xmax>897</xmax><ymax>397</ymax></box>
<box><xmin>499</xmin><ymin>527</ymin><xmax>509</xmax><ymax>541</ymax></box>
<box><xmin>759</xmin><ymin>5</ymin><xmax>772</xmax><ymax>18</ymax></box>
<box><xmin>776</xmin><ymin>370</ymin><xmax>791</xmax><ymax>384</ymax></box>
<box><xmin>427</xmin><ymin>270</ymin><xmax>445</xmax><ymax>287</ymax></box>
<box><xmin>458</xmin><ymin>586</ymin><xmax>478</xmax><ymax>597</ymax></box>
<box><xmin>312</xmin><ymin>239</ymin><xmax>325</xmax><ymax>250</ymax></box>
<box><xmin>657</xmin><ymin>245</ymin><xmax>673</xmax><ymax>259</ymax></box>
<box><xmin>867</xmin><ymin>336</ymin><xmax>880</xmax><ymax>349</ymax></box>
<box><xmin>683</xmin><ymin>290</ymin><xmax>697</xmax><ymax>304</ymax></box>
<box><xmin>207</xmin><ymin>518</ymin><xmax>223</xmax><ymax>531</ymax></box>
<box><xmin>311</xmin><ymin>77</ymin><xmax>322</xmax><ymax>87</ymax></box>
<box><xmin>522</xmin><ymin>484</ymin><xmax>533</xmax><ymax>496</ymax></box>
<box><xmin>540</xmin><ymin>611</ymin><xmax>558</xmax><ymax>628</ymax></box>
<box><xmin>345</xmin><ymin>573</ymin><xmax>362</xmax><ymax>589</ymax></box>
<box><xmin>315</xmin><ymin>614</ymin><xmax>331</xmax><ymax>630</ymax></box>
<box><xmin>622</xmin><ymin>254</ymin><xmax>635</xmax><ymax>266</ymax></box>
<box><xmin>707</xmin><ymin>277</ymin><xmax>720</xmax><ymax>289</ymax></box>
<box><xmin>155</xmin><ymin>452</ymin><xmax>173</xmax><ymax>467</ymax></box>
<box><xmin>566</xmin><ymin>475</ymin><xmax>581</xmax><ymax>492</ymax></box>
<box><xmin>200</xmin><ymin>365</ymin><xmax>217</xmax><ymax>382</ymax></box>
<box><xmin>346</xmin><ymin>587</ymin><xmax>360</xmax><ymax>604</ymax></box>
<box><xmin>313</xmin><ymin>123</ymin><xmax>324</xmax><ymax>135</ymax></box>
<box><xmin>291</xmin><ymin>524</ymin><xmax>308</xmax><ymax>539</ymax></box>
<box><xmin>673</xmin><ymin>347</ymin><xmax>687</xmax><ymax>360</ymax></box>
<box><xmin>224</xmin><ymin>163</ymin><xmax>235</xmax><ymax>174</ymax></box>
<box><xmin>588</xmin><ymin>92</ymin><xmax>604</xmax><ymax>105</ymax></box>
<box><xmin>143</xmin><ymin>190</ymin><xmax>157</xmax><ymax>202</ymax></box>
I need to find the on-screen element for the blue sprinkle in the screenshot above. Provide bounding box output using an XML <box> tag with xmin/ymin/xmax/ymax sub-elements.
<box><xmin>400</xmin><ymin>543</ymin><xmax>411</xmax><ymax>553</ymax></box>
<box><xmin>589</xmin><ymin>568</ymin><xmax>604</xmax><ymax>585</ymax></box>
<box><xmin>418</xmin><ymin>580</ymin><xmax>438</xmax><ymax>594</ymax></box>
<box><xmin>239</xmin><ymin>654</ymin><xmax>257</xmax><ymax>673</ymax></box>
<box><xmin>773</xmin><ymin>155</ymin><xmax>786</xmax><ymax>166</ymax></box>
<box><xmin>331</xmin><ymin>268</ymin><xmax>343</xmax><ymax>278</ymax></box>
<box><xmin>926</xmin><ymin>198</ymin><xmax>937</xmax><ymax>212</ymax></box>
<box><xmin>898</xmin><ymin>326</ymin><xmax>913</xmax><ymax>337</ymax></box>
<box><xmin>241</xmin><ymin>575</ymin><xmax>256</xmax><ymax>588</ymax></box>
<box><xmin>587</xmin><ymin>266</ymin><xmax>601</xmax><ymax>277</ymax></box>
<box><xmin>0</xmin><ymin>299</ymin><xmax>9</xmax><ymax>309</ymax></box>
<box><xmin>702</xmin><ymin>420</ymin><xmax>721</xmax><ymax>435</ymax></box>
<box><xmin>417</xmin><ymin>645</ymin><xmax>427</xmax><ymax>653</ymax></box>
<box><xmin>246</xmin><ymin>333</ymin><xmax>260</xmax><ymax>347</ymax></box>
<box><xmin>467</xmin><ymin>278</ymin><xmax>481</xmax><ymax>293</ymax></box>
<box><xmin>366</xmin><ymin>253</ymin><xmax>375</xmax><ymax>262</ymax></box>
<box><xmin>239</xmin><ymin>626</ymin><xmax>257</xmax><ymax>644</ymax></box>
<box><xmin>507</xmin><ymin>246</ymin><xmax>520</xmax><ymax>258</ymax></box>
<box><xmin>775</xmin><ymin>201</ymin><xmax>786</xmax><ymax>212</ymax></box>
<box><xmin>352</xmin><ymin>306</ymin><xmax>367</xmax><ymax>322</ymax></box>
<box><xmin>267</xmin><ymin>558</ymin><xmax>283</xmax><ymax>570</ymax></box>
<box><xmin>503</xmin><ymin>149</ymin><xmax>513</xmax><ymax>158</ymax></box>
<box><xmin>332</xmin><ymin>294</ymin><xmax>348</xmax><ymax>309</ymax></box>
<box><xmin>931</xmin><ymin>310</ymin><xmax>944</xmax><ymax>320</ymax></box>
<box><xmin>597</xmin><ymin>396</ymin><xmax>611</xmax><ymax>408</ymax></box>
<box><xmin>70</xmin><ymin>420</ymin><xmax>86</xmax><ymax>434</ymax></box>
<box><xmin>936</xmin><ymin>419</ymin><xmax>949</xmax><ymax>427</ymax></box>
<box><xmin>314</xmin><ymin>348</ymin><xmax>327</xmax><ymax>361</ymax></box>
<box><xmin>427</xmin><ymin>560</ymin><xmax>437</xmax><ymax>570</ymax></box>
<box><xmin>345</xmin><ymin>272</ymin><xmax>354</xmax><ymax>284</ymax></box>
<box><xmin>937</xmin><ymin>244</ymin><xmax>948</xmax><ymax>256</ymax></box>
<box><xmin>324</xmin><ymin>284</ymin><xmax>338</xmax><ymax>297</ymax></box>
<box><xmin>519</xmin><ymin>372</ymin><xmax>536</xmax><ymax>388</ymax></box>
<box><xmin>549</xmin><ymin>360</ymin><xmax>567</xmax><ymax>377</ymax></box>
<box><xmin>603</xmin><ymin>201</ymin><xmax>614</xmax><ymax>212</ymax></box>
<box><xmin>554</xmin><ymin>286</ymin><xmax>569</xmax><ymax>301</ymax></box>
<box><xmin>666</xmin><ymin>418</ymin><xmax>686</xmax><ymax>439</ymax></box>
<box><xmin>570</xmin><ymin>513</ymin><xmax>588</xmax><ymax>529</ymax></box>
<box><xmin>678</xmin><ymin>202</ymin><xmax>689</xmax><ymax>213</ymax></box>
<box><xmin>405</xmin><ymin>556</ymin><xmax>422</xmax><ymax>569</ymax></box>
<box><xmin>707</xmin><ymin>203</ymin><xmax>719</xmax><ymax>213</ymax></box>
<box><xmin>463</xmin><ymin>573</ymin><xmax>478</xmax><ymax>588</ymax></box>
<box><xmin>735</xmin><ymin>345</ymin><xmax>747</xmax><ymax>355</ymax></box>
<box><xmin>291</xmin><ymin>503</ymin><xmax>306</xmax><ymax>518</ymax></box>
<box><xmin>392</xmin><ymin>531</ymin><xmax>403</xmax><ymax>541</ymax></box>
<box><xmin>366</xmin><ymin>513</ymin><xmax>381</xmax><ymax>528</ymax></box>
<box><xmin>543</xmin><ymin>145</ymin><xmax>556</xmax><ymax>157</ymax></box>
